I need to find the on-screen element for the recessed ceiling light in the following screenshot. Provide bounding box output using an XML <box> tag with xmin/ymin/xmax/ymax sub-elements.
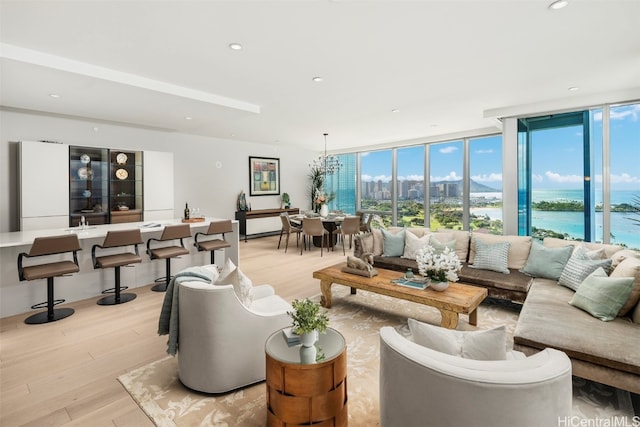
<box><xmin>185</xmin><ymin>116</ymin><xmax>193</xmax><ymax>120</ymax></box>
<box><xmin>391</xmin><ymin>109</ymin><xmax>400</xmax><ymax>113</ymax></box>
<box><xmin>228</xmin><ymin>43</ymin><xmax>243</xmax><ymax>51</ymax></box>
<box><xmin>312</xmin><ymin>77</ymin><xmax>323</xmax><ymax>82</ymax></box>
<box><xmin>548</xmin><ymin>0</ymin><xmax>569</xmax><ymax>10</ymax></box>
<box><xmin>49</xmin><ymin>93</ymin><xmax>60</xmax><ymax>98</ymax></box>
<box><xmin>568</xmin><ymin>86</ymin><xmax>580</xmax><ymax>92</ymax></box>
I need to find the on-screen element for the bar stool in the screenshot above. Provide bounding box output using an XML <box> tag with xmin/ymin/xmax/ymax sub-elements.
<box><xmin>17</xmin><ymin>234</ymin><xmax>81</xmax><ymax>324</ymax></box>
<box><xmin>194</xmin><ymin>220</ymin><xmax>233</xmax><ymax>265</ymax></box>
<box><xmin>92</xmin><ymin>229</ymin><xmax>143</xmax><ymax>305</ymax></box>
<box><xmin>147</xmin><ymin>223</ymin><xmax>191</xmax><ymax>292</ymax></box>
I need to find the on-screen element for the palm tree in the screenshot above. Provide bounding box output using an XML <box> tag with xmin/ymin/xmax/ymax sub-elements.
<box><xmin>309</xmin><ymin>166</ymin><xmax>324</xmax><ymax>212</ymax></box>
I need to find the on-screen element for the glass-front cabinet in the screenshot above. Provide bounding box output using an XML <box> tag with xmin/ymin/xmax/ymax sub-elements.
<box><xmin>68</xmin><ymin>146</ymin><xmax>143</xmax><ymax>226</ymax></box>
<box><xmin>109</xmin><ymin>149</ymin><xmax>143</xmax><ymax>223</ymax></box>
<box><xmin>69</xmin><ymin>146</ymin><xmax>109</xmax><ymax>227</ymax></box>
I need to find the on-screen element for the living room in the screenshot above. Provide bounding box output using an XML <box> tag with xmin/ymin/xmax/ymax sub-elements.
<box><xmin>1</xmin><ymin>1</ymin><xmax>639</xmax><ymax>426</ymax></box>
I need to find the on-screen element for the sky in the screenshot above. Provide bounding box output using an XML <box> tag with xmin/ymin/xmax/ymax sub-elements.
<box><xmin>361</xmin><ymin>103</ymin><xmax>640</xmax><ymax>192</ymax></box>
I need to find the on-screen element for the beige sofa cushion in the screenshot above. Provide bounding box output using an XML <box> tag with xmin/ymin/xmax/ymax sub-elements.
<box><xmin>436</xmin><ymin>229</ymin><xmax>470</xmax><ymax>262</ymax></box>
<box><xmin>469</xmin><ymin>233</ymin><xmax>532</xmax><ymax>270</ymax></box>
<box><xmin>610</xmin><ymin>256</ymin><xmax>640</xmax><ymax>317</ymax></box>
<box><xmin>543</xmin><ymin>237</ymin><xmax>624</xmax><ymax>259</ymax></box>
<box><xmin>611</xmin><ymin>249</ymin><xmax>640</xmax><ymax>269</ymax></box>
<box><xmin>514</xmin><ymin>279</ymin><xmax>640</xmax><ymax>376</ymax></box>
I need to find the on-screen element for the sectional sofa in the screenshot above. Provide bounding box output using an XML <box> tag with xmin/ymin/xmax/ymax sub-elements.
<box><xmin>353</xmin><ymin>228</ymin><xmax>640</xmax><ymax>394</ymax></box>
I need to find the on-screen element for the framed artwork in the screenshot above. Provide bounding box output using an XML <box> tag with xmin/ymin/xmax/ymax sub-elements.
<box><xmin>249</xmin><ymin>156</ymin><xmax>280</xmax><ymax>196</ymax></box>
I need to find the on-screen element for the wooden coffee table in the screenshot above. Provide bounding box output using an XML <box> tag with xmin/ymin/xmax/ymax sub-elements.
<box><xmin>313</xmin><ymin>262</ymin><xmax>488</xmax><ymax>329</ymax></box>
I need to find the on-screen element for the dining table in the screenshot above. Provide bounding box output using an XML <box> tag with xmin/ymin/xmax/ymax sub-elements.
<box><xmin>290</xmin><ymin>213</ymin><xmax>347</xmax><ymax>248</ymax></box>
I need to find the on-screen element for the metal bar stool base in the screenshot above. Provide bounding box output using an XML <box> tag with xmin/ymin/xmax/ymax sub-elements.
<box><xmin>151</xmin><ymin>282</ymin><xmax>168</xmax><ymax>292</ymax></box>
<box><xmin>24</xmin><ymin>307</ymin><xmax>75</xmax><ymax>324</ymax></box>
<box><xmin>97</xmin><ymin>293</ymin><xmax>137</xmax><ymax>305</ymax></box>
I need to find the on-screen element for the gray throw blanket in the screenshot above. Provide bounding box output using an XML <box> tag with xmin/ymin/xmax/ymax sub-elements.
<box><xmin>158</xmin><ymin>266</ymin><xmax>215</xmax><ymax>356</ymax></box>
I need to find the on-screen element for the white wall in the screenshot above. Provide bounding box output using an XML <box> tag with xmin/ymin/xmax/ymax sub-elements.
<box><xmin>0</xmin><ymin>109</ymin><xmax>316</xmax><ymax>234</ymax></box>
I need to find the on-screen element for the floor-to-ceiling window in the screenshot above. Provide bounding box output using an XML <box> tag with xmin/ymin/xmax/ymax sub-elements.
<box><xmin>397</xmin><ymin>145</ymin><xmax>425</xmax><ymax>227</ymax></box>
<box><xmin>360</xmin><ymin>149</ymin><xmax>393</xmax><ymax>227</ymax></box>
<box><xmin>517</xmin><ymin>102</ymin><xmax>639</xmax><ymax>249</ymax></box>
<box><xmin>352</xmin><ymin>135</ymin><xmax>501</xmax><ymax>231</ymax></box>
<box><xmin>429</xmin><ymin>140</ymin><xmax>464</xmax><ymax>230</ymax></box>
<box><xmin>326</xmin><ymin>153</ymin><xmax>357</xmax><ymax>214</ymax></box>
<box><xmin>469</xmin><ymin>135</ymin><xmax>503</xmax><ymax>234</ymax></box>
<box><xmin>608</xmin><ymin>103</ymin><xmax>640</xmax><ymax>249</ymax></box>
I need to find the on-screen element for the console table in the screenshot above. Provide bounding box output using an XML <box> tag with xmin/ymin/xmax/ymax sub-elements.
<box><xmin>235</xmin><ymin>208</ymin><xmax>300</xmax><ymax>242</ymax></box>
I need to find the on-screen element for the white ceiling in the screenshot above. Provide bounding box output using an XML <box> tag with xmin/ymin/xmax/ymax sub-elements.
<box><xmin>1</xmin><ymin>0</ymin><xmax>639</xmax><ymax>152</ymax></box>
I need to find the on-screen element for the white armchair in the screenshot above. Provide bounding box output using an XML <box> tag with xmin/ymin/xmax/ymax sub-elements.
<box><xmin>177</xmin><ymin>281</ymin><xmax>292</xmax><ymax>393</ymax></box>
<box><xmin>379</xmin><ymin>326</ymin><xmax>572</xmax><ymax>427</ymax></box>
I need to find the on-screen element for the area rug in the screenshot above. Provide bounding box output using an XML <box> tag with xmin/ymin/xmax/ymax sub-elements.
<box><xmin>118</xmin><ymin>287</ymin><xmax>635</xmax><ymax>427</ymax></box>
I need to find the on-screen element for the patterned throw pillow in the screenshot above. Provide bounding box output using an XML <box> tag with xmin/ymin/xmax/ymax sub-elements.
<box><xmin>215</xmin><ymin>259</ymin><xmax>253</xmax><ymax>307</ymax></box>
<box><xmin>558</xmin><ymin>247</ymin><xmax>612</xmax><ymax>291</ymax></box>
<box><xmin>470</xmin><ymin>239</ymin><xmax>510</xmax><ymax>274</ymax></box>
<box><xmin>569</xmin><ymin>268</ymin><xmax>634</xmax><ymax>321</ymax></box>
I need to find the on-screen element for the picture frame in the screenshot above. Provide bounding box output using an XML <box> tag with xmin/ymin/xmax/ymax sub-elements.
<box><xmin>249</xmin><ymin>156</ymin><xmax>280</xmax><ymax>196</ymax></box>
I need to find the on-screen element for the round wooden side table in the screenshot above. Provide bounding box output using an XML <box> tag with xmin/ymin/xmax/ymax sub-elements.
<box><xmin>265</xmin><ymin>327</ymin><xmax>348</xmax><ymax>427</ymax></box>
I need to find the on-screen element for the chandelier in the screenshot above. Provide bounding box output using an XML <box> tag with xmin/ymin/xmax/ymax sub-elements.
<box><xmin>310</xmin><ymin>133</ymin><xmax>342</xmax><ymax>176</ymax></box>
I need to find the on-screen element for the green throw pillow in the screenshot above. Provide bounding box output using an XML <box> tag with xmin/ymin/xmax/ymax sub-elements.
<box><xmin>381</xmin><ymin>229</ymin><xmax>406</xmax><ymax>257</ymax></box>
<box><xmin>569</xmin><ymin>268</ymin><xmax>634</xmax><ymax>321</ymax></box>
<box><xmin>521</xmin><ymin>241</ymin><xmax>574</xmax><ymax>280</ymax></box>
<box><xmin>429</xmin><ymin>235</ymin><xmax>456</xmax><ymax>255</ymax></box>
<box><xmin>470</xmin><ymin>239</ymin><xmax>510</xmax><ymax>274</ymax></box>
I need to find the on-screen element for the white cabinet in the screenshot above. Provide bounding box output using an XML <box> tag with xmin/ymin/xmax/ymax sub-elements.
<box><xmin>143</xmin><ymin>150</ymin><xmax>174</xmax><ymax>220</ymax></box>
<box><xmin>19</xmin><ymin>141</ymin><xmax>69</xmax><ymax>230</ymax></box>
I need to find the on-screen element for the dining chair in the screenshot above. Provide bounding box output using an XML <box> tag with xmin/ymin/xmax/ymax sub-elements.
<box><xmin>277</xmin><ymin>213</ymin><xmax>302</xmax><ymax>253</ymax></box>
<box><xmin>301</xmin><ymin>217</ymin><xmax>329</xmax><ymax>257</ymax></box>
<box><xmin>336</xmin><ymin>216</ymin><xmax>362</xmax><ymax>255</ymax></box>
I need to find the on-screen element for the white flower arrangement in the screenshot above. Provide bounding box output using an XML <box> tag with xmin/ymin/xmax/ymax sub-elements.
<box><xmin>415</xmin><ymin>245</ymin><xmax>462</xmax><ymax>283</ymax></box>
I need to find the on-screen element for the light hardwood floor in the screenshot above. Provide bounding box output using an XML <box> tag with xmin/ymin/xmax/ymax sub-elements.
<box><xmin>0</xmin><ymin>234</ymin><xmax>349</xmax><ymax>426</ymax></box>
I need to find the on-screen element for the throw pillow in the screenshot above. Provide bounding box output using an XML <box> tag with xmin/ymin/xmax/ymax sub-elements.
<box><xmin>408</xmin><ymin>318</ymin><xmax>507</xmax><ymax>360</ymax></box>
<box><xmin>429</xmin><ymin>235</ymin><xmax>457</xmax><ymax>255</ymax></box>
<box><xmin>520</xmin><ymin>241</ymin><xmax>574</xmax><ymax>280</ymax></box>
<box><xmin>581</xmin><ymin>245</ymin><xmax>607</xmax><ymax>260</ymax></box>
<box><xmin>200</xmin><ymin>264</ymin><xmax>221</xmax><ymax>282</ymax></box>
<box><xmin>402</xmin><ymin>231</ymin><xmax>430</xmax><ymax>260</ymax></box>
<box><xmin>215</xmin><ymin>262</ymin><xmax>253</xmax><ymax>307</ymax></box>
<box><xmin>381</xmin><ymin>229</ymin><xmax>406</xmax><ymax>257</ymax></box>
<box><xmin>218</xmin><ymin>257</ymin><xmax>236</xmax><ymax>279</ymax></box>
<box><xmin>610</xmin><ymin>256</ymin><xmax>640</xmax><ymax>317</ymax></box>
<box><xmin>470</xmin><ymin>239</ymin><xmax>510</xmax><ymax>274</ymax></box>
<box><xmin>569</xmin><ymin>268</ymin><xmax>634</xmax><ymax>321</ymax></box>
<box><xmin>558</xmin><ymin>247</ymin><xmax>612</xmax><ymax>291</ymax></box>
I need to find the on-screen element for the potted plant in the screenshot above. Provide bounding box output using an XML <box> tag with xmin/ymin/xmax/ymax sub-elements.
<box><xmin>287</xmin><ymin>298</ymin><xmax>329</xmax><ymax>346</ymax></box>
<box><xmin>281</xmin><ymin>192</ymin><xmax>290</xmax><ymax>209</ymax></box>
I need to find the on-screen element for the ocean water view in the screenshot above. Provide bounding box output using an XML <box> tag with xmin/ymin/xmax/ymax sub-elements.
<box><xmin>471</xmin><ymin>189</ymin><xmax>639</xmax><ymax>249</ymax></box>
